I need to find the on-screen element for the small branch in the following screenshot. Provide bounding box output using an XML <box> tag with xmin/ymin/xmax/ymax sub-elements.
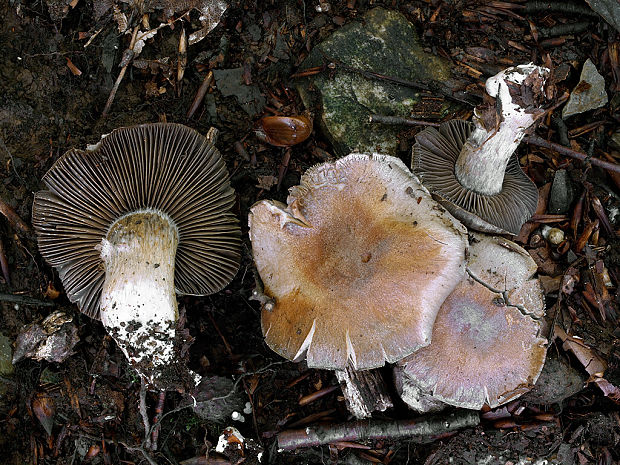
<box><xmin>102</xmin><ymin>26</ymin><xmax>140</xmax><ymax>118</ymax></box>
<box><xmin>335</xmin><ymin>365</ymin><xmax>393</xmax><ymax>419</ymax></box>
<box><xmin>368</xmin><ymin>114</ymin><xmax>620</xmax><ymax>175</ymax></box>
<box><xmin>525</xmin><ymin>135</ymin><xmax>620</xmax><ymax>174</ymax></box>
<box><xmin>187</xmin><ymin>70</ymin><xmax>214</xmax><ymax>119</ymax></box>
<box><xmin>302</xmin><ymin>53</ymin><xmax>479</xmax><ymax>107</ymax></box>
<box><xmin>369</xmin><ymin>114</ymin><xmax>440</xmax><ymax>127</ymax></box>
<box><xmin>0</xmin><ymin>239</ymin><xmax>10</xmax><ymax>286</ymax></box>
<box><xmin>150</xmin><ymin>390</ymin><xmax>166</xmax><ymax>451</ymax></box>
<box><xmin>139</xmin><ymin>379</ymin><xmax>152</xmax><ymax>450</ymax></box>
<box><xmin>0</xmin><ymin>293</ymin><xmax>55</xmax><ymax>307</ymax></box>
<box><xmin>277</xmin><ymin>410</ymin><xmax>480</xmax><ymax>451</ymax></box>
<box><xmin>0</xmin><ymin>196</ymin><xmax>32</xmax><ymax>237</ymax></box>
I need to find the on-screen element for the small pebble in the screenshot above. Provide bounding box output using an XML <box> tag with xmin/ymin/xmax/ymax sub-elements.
<box><xmin>541</xmin><ymin>226</ymin><xmax>564</xmax><ymax>245</ymax></box>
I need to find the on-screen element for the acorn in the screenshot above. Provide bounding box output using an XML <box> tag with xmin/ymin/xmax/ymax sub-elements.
<box><xmin>255</xmin><ymin>115</ymin><xmax>313</xmax><ymax>147</ymax></box>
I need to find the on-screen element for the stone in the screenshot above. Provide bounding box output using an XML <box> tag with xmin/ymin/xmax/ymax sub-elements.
<box><xmin>562</xmin><ymin>59</ymin><xmax>608</xmax><ymax>119</ymax></box>
<box><xmin>584</xmin><ymin>0</ymin><xmax>620</xmax><ymax>33</ymax></box>
<box><xmin>213</xmin><ymin>68</ymin><xmax>265</xmax><ymax>117</ymax></box>
<box><xmin>192</xmin><ymin>375</ymin><xmax>243</xmax><ymax>422</ymax></box>
<box><xmin>0</xmin><ymin>334</ymin><xmax>14</xmax><ymax>376</ymax></box>
<box><xmin>520</xmin><ymin>353</ymin><xmax>586</xmax><ymax>405</ymax></box>
<box><xmin>548</xmin><ymin>169</ymin><xmax>575</xmax><ymax>214</ymax></box>
<box><xmin>296</xmin><ymin>7</ymin><xmax>454</xmax><ymax>156</ymax></box>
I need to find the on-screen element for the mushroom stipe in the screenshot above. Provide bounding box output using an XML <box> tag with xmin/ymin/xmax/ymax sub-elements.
<box><xmin>32</xmin><ymin>123</ymin><xmax>242</xmax><ymax>387</ymax></box>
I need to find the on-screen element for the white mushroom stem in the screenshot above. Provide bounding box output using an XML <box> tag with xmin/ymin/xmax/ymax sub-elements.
<box><xmin>99</xmin><ymin>209</ymin><xmax>179</xmax><ymax>384</ymax></box>
<box><xmin>454</xmin><ymin>64</ymin><xmax>549</xmax><ymax>195</ymax></box>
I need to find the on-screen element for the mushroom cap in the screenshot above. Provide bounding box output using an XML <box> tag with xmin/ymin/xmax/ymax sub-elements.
<box><xmin>398</xmin><ymin>233</ymin><xmax>546</xmax><ymax>410</ymax></box>
<box><xmin>249</xmin><ymin>153</ymin><xmax>468</xmax><ymax>370</ymax></box>
<box><xmin>32</xmin><ymin>123</ymin><xmax>241</xmax><ymax>319</ymax></box>
<box><xmin>412</xmin><ymin>119</ymin><xmax>539</xmax><ymax>235</ymax></box>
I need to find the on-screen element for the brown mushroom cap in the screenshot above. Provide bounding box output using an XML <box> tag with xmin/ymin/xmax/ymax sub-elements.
<box><xmin>412</xmin><ymin>120</ymin><xmax>539</xmax><ymax>235</ymax></box>
<box><xmin>397</xmin><ymin>233</ymin><xmax>546</xmax><ymax>410</ymax></box>
<box><xmin>32</xmin><ymin>123</ymin><xmax>241</xmax><ymax>319</ymax></box>
<box><xmin>249</xmin><ymin>154</ymin><xmax>468</xmax><ymax>370</ymax></box>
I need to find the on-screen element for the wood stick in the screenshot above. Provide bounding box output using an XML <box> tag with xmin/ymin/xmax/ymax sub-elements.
<box><xmin>0</xmin><ymin>293</ymin><xmax>55</xmax><ymax>307</ymax></box>
<box><xmin>277</xmin><ymin>410</ymin><xmax>479</xmax><ymax>451</ymax></box>
<box><xmin>187</xmin><ymin>70</ymin><xmax>214</xmax><ymax>119</ymax></box>
<box><xmin>368</xmin><ymin>113</ymin><xmax>620</xmax><ymax>175</ymax></box>
<box><xmin>0</xmin><ymin>239</ymin><xmax>10</xmax><ymax>286</ymax></box>
<box><xmin>102</xmin><ymin>26</ymin><xmax>140</xmax><ymax>118</ymax></box>
<box><xmin>335</xmin><ymin>365</ymin><xmax>393</xmax><ymax>418</ymax></box>
<box><xmin>524</xmin><ymin>135</ymin><xmax>620</xmax><ymax>174</ymax></box>
<box><xmin>369</xmin><ymin>114</ymin><xmax>440</xmax><ymax>127</ymax></box>
<box><xmin>0</xmin><ymin>197</ymin><xmax>32</xmax><ymax>237</ymax></box>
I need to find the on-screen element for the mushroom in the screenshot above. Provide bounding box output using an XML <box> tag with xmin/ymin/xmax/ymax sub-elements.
<box><xmin>248</xmin><ymin>153</ymin><xmax>468</xmax><ymax>415</ymax></box>
<box><xmin>32</xmin><ymin>123</ymin><xmax>241</xmax><ymax>387</ymax></box>
<box><xmin>394</xmin><ymin>233</ymin><xmax>547</xmax><ymax>412</ymax></box>
<box><xmin>412</xmin><ymin>64</ymin><xmax>549</xmax><ymax>235</ymax></box>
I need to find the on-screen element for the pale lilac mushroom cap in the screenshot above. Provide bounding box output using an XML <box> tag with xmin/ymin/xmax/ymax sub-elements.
<box><xmin>248</xmin><ymin>154</ymin><xmax>468</xmax><ymax>371</ymax></box>
<box><xmin>395</xmin><ymin>233</ymin><xmax>547</xmax><ymax>411</ymax></box>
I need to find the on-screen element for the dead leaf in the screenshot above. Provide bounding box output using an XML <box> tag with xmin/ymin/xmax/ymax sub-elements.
<box><xmin>256</xmin><ymin>175</ymin><xmax>277</xmax><ymax>190</ymax></box>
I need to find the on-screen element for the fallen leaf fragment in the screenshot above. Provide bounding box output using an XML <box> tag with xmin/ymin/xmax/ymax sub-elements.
<box><xmin>31</xmin><ymin>392</ymin><xmax>55</xmax><ymax>436</ymax></box>
<box><xmin>13</xmin><ymin>311</ymin><xmax>79</xmax><ymax>364</ymax></box>
<box><xmin>65</xmin><ymin>57</ymin><xmax>82</xmax><ymax>76</ymax></box>
<box><xmin>555</xmin><ymin>325</ymin><xmax>620</xmax><ymax>402</ymax></box>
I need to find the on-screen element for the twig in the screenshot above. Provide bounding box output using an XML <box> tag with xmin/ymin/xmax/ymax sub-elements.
<box><xmin>301</xmin><ymin>53</ymin><xmax>479</xmax><ymax>107</ymax></box>
<box><xmin>524</xmin><ymin>1</ymin><xmax>599</xmax><ymax>16</ymax></box>
<box><xmin>538</xmin><ymin>22</ymin><xmax>592</xmax><ymax>38</ymax></box>
<box><xmin>369</xmin><ymin>114</ymin><xmax>440</xmax><ymax>127</ymax></box>
<box><xmin>0</xmin><ymin>293</ymin><xmax>55</xmax><ymax>307</ymax></box>
<box><xmin>0</xmin><ymin>136</ymin><xmax>26</xmax><ymax>187</ymax></box>
<box><xmin>299</xmin><ymin>385</ymin><xmax>340</xmax><ymax>406</ymax></box>
<box><xmin>0</xmin><ymin>196</ymin><xmax>32</xmax><ymax>237</ymax></box>
<box><xmin>139</xmin><ymin>379</ymin><xmax>152</xmax><ymax>450</ymax></box>
<box><xmin>102</xmin><ymin>25</ymin><xmax>140</xmax><ymax>118</ymax></box>
<box><xmin>150</xmin><ymin>390</ymin><xmax>166</xmax><ymax>451</ymax></box>
<box><xmin>0</xmin><ymin>239</ymin><xmax>10</xmax><ymax>286</ymax></box>
<box><xmin>525</xmin><ymin>135</ymin><xmax>620</xmax><ymax>174</ymax></box>
<box><xmin>187</xmin><ymin>70</ymin><xmax>214</xmax><ymax>119</ymax></box>
<box><xmin>369</xmin><ymin>114</ymin><xmax>620</xmax><ymax>176</ymax></box>
<box><xmin>277</xmin><ymin>410</ymin><xmax>480</xmax><ymax>451</ymax></box>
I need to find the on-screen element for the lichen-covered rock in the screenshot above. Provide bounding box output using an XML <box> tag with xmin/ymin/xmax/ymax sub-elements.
<box><xmin>296</xmin><ymin>7</ymin><xmax>454</xmax><ymax>156</ymax></box>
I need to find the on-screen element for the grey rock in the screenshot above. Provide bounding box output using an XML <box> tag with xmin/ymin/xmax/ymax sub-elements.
<box><xmin>585</xmin><ymin>0</ymin><xmax>620</xmax><ymax>33</ymax></box>
<box><xmin>556</xmin><ymin>443</ymin><xmax>575</xmax><ymax>465</ymax></box>
<box><xmin>296</xmin><ymin>7</ymin><xmax>454</xmax><ymax>156</ymax></box>
<box><xmin>520</xmin><ymin>353</ymin><xmax>586</xmax><ymax>405</ymax></box>
<box><xmin>213</xmin><ymin>68</ymin><xmax>265</xmax><ymax>117</ymax></box>
<box><xmin>609</xmin><ymin>129</ymin><xmax>620</xmax><ymax>151</ymax></box>
<box><xmin>192</xmin><ymin>375</ymin><xmax>243</xmax><ymax>422</ymax></box>
<box><xmin>548</xmin><ymin>169</ymin><xmax>575</xmax><ymax>214</ymax></box>
<box><xmin>562</xmin><ymin>59</ymin><xmax>608</xmax><ymax>119</ymax></box>
<box><xmin>0</xmin><ymin>334</ymin><xmax>14</xmax><ymax>376</ymax></box>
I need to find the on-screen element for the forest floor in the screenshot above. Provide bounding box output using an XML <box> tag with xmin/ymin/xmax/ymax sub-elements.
<box><xmin>0</xmin><ymin>1</ymin><xmax>619</xmax><ymax>464</ymax></box>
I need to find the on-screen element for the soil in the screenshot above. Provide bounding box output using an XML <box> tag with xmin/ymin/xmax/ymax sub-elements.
<box><xmin>0</xmin><ymin>1</ymin><xmax>619</xmax><ymax>464</ymax></box>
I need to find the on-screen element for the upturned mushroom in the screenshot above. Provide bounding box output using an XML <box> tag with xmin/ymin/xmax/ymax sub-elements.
<box><xmin>412</xmin><ymin>64</ymin><xmax>549</xmax><ymax>235</ymax></box>
<box><xmin>394</xmin><ymin>233</ymin><xmax>547</xmax><ymax>412</ymax></box>
<box><xmin>32</xmin><ymin>123</ymin><xmax>241</xmax><ymax>387</ymax></box>
<box><xmin>248</xmin><ymin>153</ymin><xmax>468</xmax><ymax>414</ymax></box>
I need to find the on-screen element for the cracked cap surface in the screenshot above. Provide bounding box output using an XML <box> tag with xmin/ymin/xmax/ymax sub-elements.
<box><xmin>249</xmin><ymin>153</ymin><xmax>468</xmax><ymax>370</ymax></box>
<box><xmin>398</xmin><ymin>233</ymin><xmax>546</xmax><ymax>410</ymax></box>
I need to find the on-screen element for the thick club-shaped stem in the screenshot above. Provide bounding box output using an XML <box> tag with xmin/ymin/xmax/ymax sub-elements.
<box><xmin>454</xmin><ymin>64</ymin><xmax>548</xmax><ymax>195</ymax></box>
<box><xmin>99</xmin><ymin>209</ymin><xmax>179</xmax><ymax>384</ymax></box>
